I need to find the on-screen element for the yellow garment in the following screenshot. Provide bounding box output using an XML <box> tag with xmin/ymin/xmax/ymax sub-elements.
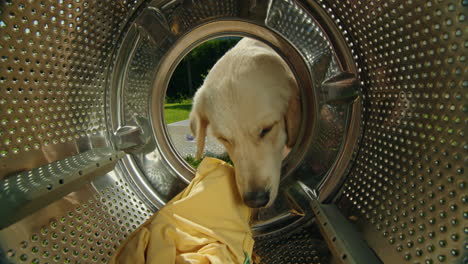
<box><xmin>109</xmin><ymin>157</ymin><xmax>254</xmax><ymax>264</ymax></box>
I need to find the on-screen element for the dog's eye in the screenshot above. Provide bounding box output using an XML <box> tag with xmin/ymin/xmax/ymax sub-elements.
<box><xmin>260</xmin><ymin>126</ymin><xmax>273</xmax><ymax>138</ymax></box>
<box><xmin>218</xmin><ymin>137</ymin><xmax>230</xmax><ymax>144</ymax></box>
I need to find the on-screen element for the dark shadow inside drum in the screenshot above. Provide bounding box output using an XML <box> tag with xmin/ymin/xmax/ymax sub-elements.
<box><xmin>163</xmin><ymin>36</ymin><xmax>300</xmax><ymax>170</ymax></box>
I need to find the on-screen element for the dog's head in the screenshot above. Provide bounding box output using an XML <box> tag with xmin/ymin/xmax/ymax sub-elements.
<box><xmin>189</xmin><ymin>39</ymin><xmax>301</xmax><ymax>208</ymax></box>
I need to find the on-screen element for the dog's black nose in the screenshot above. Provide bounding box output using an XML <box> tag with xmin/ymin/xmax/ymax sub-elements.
<box><xmin>244</xmin><ymin>191</ymin><xmax>270</xmax><ymax>208</ymax></box>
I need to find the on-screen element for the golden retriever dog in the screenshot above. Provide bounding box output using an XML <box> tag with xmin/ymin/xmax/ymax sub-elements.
<box><xmin>189</xmin><ymin>38</ymin><xmax>301</xmax><ymax>208</ymax></box>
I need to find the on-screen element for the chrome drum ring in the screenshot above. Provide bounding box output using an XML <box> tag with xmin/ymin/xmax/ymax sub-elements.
<box><xmin>0</xmin><ymin>0</ymin><xmax>465</xmax><ymax>263</ymax></box>
<box><xmin>107</xmin><ymin>0</ymin><xmax>361</xmax><ymax>235</ymax></box>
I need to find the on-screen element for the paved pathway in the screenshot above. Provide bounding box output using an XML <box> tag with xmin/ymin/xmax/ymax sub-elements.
<box><xmin>168</xmin><ymin>119</ymin><xmax>190</xmax><ymax>126</ymax></box>
<box><xmin>167</xmin><ymin>119</ymin><xmax>226</xmax><ymax>158</ymax></box>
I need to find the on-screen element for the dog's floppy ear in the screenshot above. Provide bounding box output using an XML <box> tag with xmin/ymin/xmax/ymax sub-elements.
<box><xmin>285</xmin><ymin>83</ymin><xmax>301</xmax><ymax>148</ymax></box>
<box><xmin>189</xmin><ymin>106</ymin><xmax>208</xmax><ymax>160</ymax></box>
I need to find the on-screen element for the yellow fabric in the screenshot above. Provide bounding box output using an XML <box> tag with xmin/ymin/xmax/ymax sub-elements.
<box><xmin>109</xmin><ymin>157</ymin><xmax>254</xmax><ymax>264</ymax></box>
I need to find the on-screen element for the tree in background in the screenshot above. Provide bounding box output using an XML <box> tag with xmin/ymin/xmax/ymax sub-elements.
<box><xmin>166</xmin><ymin>37</ymin><xmax>241</xmax><ymax>103</ymax></box>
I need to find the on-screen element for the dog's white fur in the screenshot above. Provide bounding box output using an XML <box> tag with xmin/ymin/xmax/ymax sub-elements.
<box><xmin>189</xmin><ymin>38</ymin><xmax>300</xmax><ymax>208</ymax></box>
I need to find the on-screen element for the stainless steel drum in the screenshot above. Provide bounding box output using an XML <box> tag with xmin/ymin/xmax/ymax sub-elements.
<box><xmin>0</xmin><ymin>0</ymin><xmax>466</xmax><ymax>263</ymax></box>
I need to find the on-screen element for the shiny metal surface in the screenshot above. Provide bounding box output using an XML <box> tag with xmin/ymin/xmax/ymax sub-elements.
<box><xmin>0</xmin><ymin>0</ymin><xmax>153</xmax><ymax>263</ymax></box>
<box><xmin>112</xmin><ymin>126</ymin><xmax>145</xmax><ymax>153</ymax></box>
<box><xmin>322</xmin><ymin>72</ymin><xmax>359</xmax><ymax>105</ymax></box>
<box><xmin>0</xmin><ymin>170</ymin><xmax>152</xmax><ymax>264</ymax></box>
<box><xmin>0</xmin><ymin>0</ymin><xmax>465</xmax><ymax>263</ymax></box>
<box><xmin>112</xmin><ymin>120</ymin><xmax>154</xmax><ymax>154</ymax></box>
<box><xmin>107</xmin><ymin>0</ymin><xmax>361</xmax><ymax>237</ymax></box>
<box><xmin>0</xmin><ymin>147</ymin><xmax>125</xmax><ymax>229</ymax></box>
<box><xmin>254</xmin><ymin>223</ymin><xmax>331</xmax><ymax>264</ymax></box>
<box><xmin>319</xmin><ymin>0</ymin><xmax>467</xmax><ymax>263</ymax></box>
<box><xmin>0</xmin><ymin>0</ymin><xmax>143</xmax><ymax>178</ymax></box>
<box><xmin>311</xmin><ymin>200</ymin><xmax>381</xmax><ymax>264</ymax></box>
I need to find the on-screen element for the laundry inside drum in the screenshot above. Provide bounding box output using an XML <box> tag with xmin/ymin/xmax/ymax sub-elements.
<box><xmin>114</xmin><ymin>3</ymin><xmax>359</xmax><ymax>236</ymax></box>
<box><xmin>0</xmin><ymin>0</ymin><xmax>466</xmax><ymax>263</ymax></box>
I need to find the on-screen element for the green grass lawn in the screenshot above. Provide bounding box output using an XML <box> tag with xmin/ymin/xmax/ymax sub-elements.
<box><xmin>164</xmin><ymin>99</ymin><xmax>192</xmax><ymax>124</ymax></box>
<box><xmin>184</xmin><ymin>153</ymin><xmax>233</xmax><ymax>169</ymax></box>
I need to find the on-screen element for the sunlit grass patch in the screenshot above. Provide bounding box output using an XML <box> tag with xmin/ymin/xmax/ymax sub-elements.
<box><xmin>164</xmin><ymin>99</ymin><xmax>192</xmax><ymax>124</ymax></box>
<box><xmin>184</xmin><ymin>153</ymin><xmax>233</xmax><ymax>169</ymax></box>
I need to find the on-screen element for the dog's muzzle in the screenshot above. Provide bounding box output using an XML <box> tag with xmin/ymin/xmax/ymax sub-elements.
<box><xmin>244</xmin><ymin>191</ymin><xmax>270</xmax><ymax>208</ymax></box>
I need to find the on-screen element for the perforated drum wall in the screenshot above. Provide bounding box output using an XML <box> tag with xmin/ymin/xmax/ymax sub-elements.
<box><xmin>0</xmin><ymin>0</ymin><xmax>466</xmax><ymax>263</ymax></box>
<box><xmin>0</xmin><ymin>0</ymin><xmax>143</xmax><ymax>177</ymax></box>
<box><xmin>318</xmin><ymin>0</ymin><xmax>467</xmax><ymax>263</ymax></box>
<box><xmin>0</xmin><ymin>172</ymin><xmax>153</xmax><ymax>264</ymax></box>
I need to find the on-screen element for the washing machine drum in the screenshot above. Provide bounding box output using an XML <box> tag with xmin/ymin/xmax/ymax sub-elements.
<box><xmin>0</xmin><ymin>1</ymin><xmax>465</xmax><ymax>264</ymax></box>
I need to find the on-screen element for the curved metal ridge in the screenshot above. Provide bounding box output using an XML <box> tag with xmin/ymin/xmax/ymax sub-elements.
<box><xmin>0</xmin><ymin>0</ymin><xmax>462</xmax><ymax>263</ymax></box>
<box><xmin>0</xmin><ymin>147</ymin><xmax>125</xmax><ymax>229</ymax></box>
<box><xmin>107</xmin><ymin>0</ymin><xmax>362</xmax><ymax>238</ymax></box>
